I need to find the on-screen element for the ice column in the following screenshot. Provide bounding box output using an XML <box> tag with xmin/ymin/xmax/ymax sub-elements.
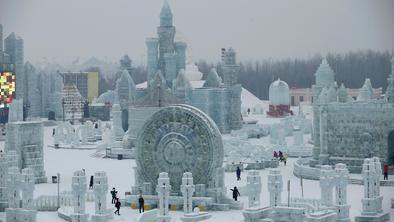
<box><xmin>181</xmin><ymin>172</ymin><xmax>195</xmax><ymax>214</ymax></box>
<box><xmin>372</xmin><ymin>157</ymin><xmax>383</xmax><ymax>213</ymax></box>
<box><xmin>21</xmin><ymin>168</ymin><xmax>35</xmax><ymax>210</ymax></box>
<box><xmin>334</xmin><ymin>164</ymin><xmax>350</xmax><ymax>222</ymax></box>
<box><xmin>246</xmin><ymin>170</ymin><xmax>261</xmax><ymax>208</ymax></box>
<box><xmin>157</xmin><ymin>172</ymin><xmax>171</xmax><ymax>222</ymax></box>
<box><xmin>70</xmin><ymin>170</ymin><xmax>89</xmax><ymax>222</ymax></box>
<box><xmin>111</xmin><ymin>104</ymin><xmax>124</xmax><ymax>142</ymax></box>
<box><xmin>91</xmin><ymin>171</ymin><xmax>109</xmax><ymax>222</ymax></box>
<box><xmin>0</xmin><ymin>151</ymin><xmax>7</xmax><ymax>211</ymax></box>
<box><xmin>319</xmin><ymin>110</ymin><xmax>329</xmax><ymax>165</ymax></box>
<box><xmin>320</xmin><ymin>165</ymin><xmax>334</xmax><ymax>207</ymax></box>
<box><xmin>146</xmin><ymin>38</ymin><xmax>159</xmax><ymax>87</ymax></box>
<box><xmin>267</xmin><ymin>169</ymin><xmax>282</xmax><ymax>207</ymax></box>
<box><xmin>361</xmin><ymin>158</ymin><xmax>376</xmax><ymax>215</ymax></box>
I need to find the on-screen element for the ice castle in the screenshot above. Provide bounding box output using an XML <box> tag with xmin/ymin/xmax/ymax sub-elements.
<box><xmin>123</xmin><ymin>0</ymin><xmax>242</xmax><ymax>148</ymax></box>
<box><xmin>310</xmin><ymin>58</ymin><xmax>394</xmax><ymax>173</ymax></box>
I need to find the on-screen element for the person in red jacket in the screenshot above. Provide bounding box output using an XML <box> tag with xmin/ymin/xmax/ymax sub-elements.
<box><xmin>383</xmin><ymin>164</ymin><xmax>389</xmax><ymax>180</ymax></box>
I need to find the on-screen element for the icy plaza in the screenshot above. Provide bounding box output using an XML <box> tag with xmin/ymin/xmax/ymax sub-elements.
<box><xmin>0</xmin><ymin>1</ymin><xmax>394</xmax><ymax>222</ymax></box>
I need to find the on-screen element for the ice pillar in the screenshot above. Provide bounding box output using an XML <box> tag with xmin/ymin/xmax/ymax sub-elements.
<box><xmin>146</xmin><ymin>38</ymin><xmax>159</xmax><ymax>88</ymax></box>
<box><xmin>372</xmin><ymin>157</ymin><xmax>383</xmax><ymax>213</ymax></box>
<box><xmin>319</xmin><ymin>110</ymin><xmax>329</xmax><ymax>165</ymax></box>
<box><xmin>267</xmin><ymin>169</ymin><xmax>282</xmax><ymax>207</ymax></box>
<box><xmin>157</xmin><ymin>172</ymin><xmax>171</xmax><ymax>222</ymax></box>
<box><xmin>180</xmin><ymin>172</ymin><xmax>195</xmax><ymax>214</ymax></box>
<box><xmin>164</xmin><ymin>53</ymin><xmax>177</xmax><ymax>87</ymax></box>
<box><xmin>320</xmin><ymin>165</ymin><xmax>334</xmax><ymax>207</ymax></box>
<box><xmin>70</xmin><ymin>170</ymin><xmax>88</xmax><ymax>222</ymax></box>
<box><xmin>0</xmin><ymin>152</ymin><xmax>7</xmax><ymax>211</ymax></box>
<box><xmin>175</xmin><ymin>41</ymin><xmax>187</xmax><ymax>72</ymax></box>
<box><xmin>246</xmin><ymin>170</ymin><xmax>261</xmax><ymax>208</ymax></box>
<box><xmin>334</xmin><ymin>164</ymin><xmax>350</xmax><ymax>222</ymax></box>
<box><xmin>91</xmin><ymin>171</ymin><xmax>109</xmax><ymax>222</ymax></box>
<box><xmin>361</xmin><ymin>158</ymin><xmax>376</xmax><ymax>215</ymax></box>
<box><xmin>111</xmin><ymin>104</ymin><xmax>124</xmax><ymax>142</ymax></box>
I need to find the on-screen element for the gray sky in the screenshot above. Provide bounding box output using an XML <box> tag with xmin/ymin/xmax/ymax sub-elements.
<box><xmin>1</xmin><ymin>0</ymin><xmax>393</xmax><ymax>65</ymax></box>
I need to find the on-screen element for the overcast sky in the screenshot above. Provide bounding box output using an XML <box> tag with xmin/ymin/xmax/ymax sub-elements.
<box><xmin>1</xmin><ymin>0</ymin><xmax>393</xmax><ymax>65</ymax></box>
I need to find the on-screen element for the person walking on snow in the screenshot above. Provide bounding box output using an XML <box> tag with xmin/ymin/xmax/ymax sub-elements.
<box><xmin>110</xmin><ymin>187</ymin><xmax>117</xmax><ymax>204</ymax></box>
<box><xmin>278</xmin><ymin>151</ymin><xmax>283</xmax><ymax>162</ymax></box>
<box><xmin>114</xmin><ymin>198</ymin><xmax>121</xmax><ymax>215</ymax></box>
<box><xmin>89</xmin><ymin>175</ymin><xmax>94</xmax><ymax>189</ymax></box>
<box><xmin>230</xmin><ymin>186</ymin><xmax>241</xmax><ymax>201</ymax></box>
<box><xmin>273</xmin><ymin>151</ymin><xmax>278</xmax><ymax>159</ymax></box>
<box><xmin>384</xmin><ymin>164</ymin><xmax>389</xmax><ymax>180</ymax></box>
<box><xmin>138</xmin><ymin>195</ymin><xmax>145</xmax><ymax>213</ymax></box>
<box><xmin>236</xmin><ymin>166</ymin><xmax>241</xmax><ymax>181</ymax></box>
<box><xmin>284</xmin><ymin>153</ymin><xmax>288</xmax><ymax>166</ymax></box>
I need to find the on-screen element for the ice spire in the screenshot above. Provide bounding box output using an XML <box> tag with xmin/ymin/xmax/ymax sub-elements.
<box><xmin>315</xmin><ymin>58</ymin><xmax>335</xmax><ymax>87</ymax></box>
<box><xmin>203</xmin><ymin>68</ymin><xmax>222</xmax><ymax>88</ymax></box>
<box><xmin>160</xmin><ymin>0</ymin><xmax>173</xmax><ymax>27</ymax></box>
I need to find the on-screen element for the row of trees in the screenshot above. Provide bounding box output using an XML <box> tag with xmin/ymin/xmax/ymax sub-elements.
<box><xmin>197</xmin><ymin>50</ymin><xmax>393</xmax><ymax>99</ymax></box>
<box><xmin>93</xmin><ymin>50</ymin><xmax>393</xmax><ymax>100</ymax></box>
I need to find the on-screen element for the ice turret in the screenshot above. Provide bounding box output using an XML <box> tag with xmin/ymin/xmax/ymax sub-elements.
<box><xmin>337</xmin><ymin>83</ymin><xmax>348</xmax><ymax>103</ymax></box>
<box><xmin>203</xmin><ymin>68</ymin><xmax>222</xmax><ymax>88</ymax></box>
<box><xmin>357</xmin><ymin>79</ymin><xmax>373</xmax><ymax>101</ymax></box>
<box><xmin>160</xmin><ymin>0</ymin><xmax>173</xmax><ymax>27</ymax></box>
<box><xmin>315</xmin><ymin>58</ymin><xmax>335</xmax><ymax>87</ymax></box>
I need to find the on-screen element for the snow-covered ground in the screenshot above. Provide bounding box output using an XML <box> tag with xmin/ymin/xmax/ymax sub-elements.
<box><xmin>1</xmin><ymin>122</ymin><xmax>393</xmax><ymax>221</ymax></box>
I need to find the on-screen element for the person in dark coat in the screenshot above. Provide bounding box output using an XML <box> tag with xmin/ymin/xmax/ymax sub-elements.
<box><xmin>110</xmin><ymin>188</ymin><xmax>117</xmax><ymax>204</ymax></box>
<box><xmin>89</xmin><ymin>176</ymin><xmax>94</xmax><ymax>189</ymax></box>
<box><xmin>138</xmin><ymin>195</ymin><xmax>145</xmax><ymax>213</ymax></box>
<box><xmin>230</xmin><ymin>186</ymin><xmax>240</xmax><ymax>201</ymax></box>
<box><xmin>52</xmin><ymin>128</ymin><xmax>56</xmax><ymax>136</ymax></box>
<box><xmin>114</xmin><ymin>198</ymin><xmax>121</xmax><ymax>215</ymax></box>
<box><xmin>278</xmin><ymin>151</ymin><xmax>283</xmax><ymax>161</ymax></box>
<box><xmin>236</xmin><ymin>166</ymin><xmax>241</xmax><ymax>181</ymax></box>
<box><xmin>384</xmin><ymin>164</ymin><xmax>389</xmax><ymax>180</ymax></box>
<box><xmin>273</xmin><ymin>151</ymin><xmax>278</xmax><ymax>159</ymax></box>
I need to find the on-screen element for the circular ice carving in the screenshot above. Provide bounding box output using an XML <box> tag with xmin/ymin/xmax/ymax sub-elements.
<box><xmin>136</xmin><ymin>105</ymin><xmax>223</xmax><ymax>192</ymax></box>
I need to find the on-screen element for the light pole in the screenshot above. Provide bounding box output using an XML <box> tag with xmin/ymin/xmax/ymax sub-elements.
<box><xmin>57</xmin><ymin>172</ymin><xmax>61</xmax><ymax>210</ymax></box>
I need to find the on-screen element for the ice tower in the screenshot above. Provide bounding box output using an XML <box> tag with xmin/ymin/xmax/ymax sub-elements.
<box><xmin>146</xmin><ymin>0</ymin><xmax>186</xmax><ymax>88</ymax></box>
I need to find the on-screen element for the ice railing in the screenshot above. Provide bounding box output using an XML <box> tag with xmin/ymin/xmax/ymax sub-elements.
<box><xmin>33</xmin><ymin>190</ymin><xmax>95</xmax><ymax>211</ymax></box>
<box><xmin>288</xmin><ymin>197</ymin><xmax>324</xmax><ymax>213</ymax></box>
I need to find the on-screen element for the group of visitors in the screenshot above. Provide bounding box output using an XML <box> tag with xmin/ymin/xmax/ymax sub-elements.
<box><xmin>111</xmin><ymin>188</ymin><xmax>121</xmax><ymax>215</ymax></box>
<box><xmin>273</xmin><ymin>150</ymin><xmax>288</xmax><ymax>165</ymax></box>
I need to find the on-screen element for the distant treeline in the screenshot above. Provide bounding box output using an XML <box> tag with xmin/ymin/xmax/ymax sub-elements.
<box><xmin>198</xmin><ymin>50</ymin><xmax>393</xmax><ymax>100</ymax></box>
<box><xmin>94</xmin><ymin>50</ymin><xmax>393</xmax><ymax>100</ymax></box>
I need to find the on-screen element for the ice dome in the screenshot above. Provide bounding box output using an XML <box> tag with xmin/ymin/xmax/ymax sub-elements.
<box><xmin>184</xmin><ymin>63</ymin><xmax>203</xmax><ymax>81</ymax></box>
<box><xmin>269</xmin><ymin>78</ymin><xmax>289</xmax><ymax>105</ymax></box>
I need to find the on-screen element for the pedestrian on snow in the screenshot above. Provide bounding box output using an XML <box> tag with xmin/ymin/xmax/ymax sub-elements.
<box><xmin>278</xmin><ymin>151</ymin><xmax>283</xmax><ymax>162</ymax></box>
<box><xmin>236</xmin><ymin>166</ymin><xmax>241</xmax><ymax>181</ymax></box>
<box><xmin>247</xmin><ymin>108</ymin><xmax>250</xmax><ymax>115</ymax></box>
<box><xmin>230</xmin><ymin>186</ymin><xmax>241</xmax><ymax>201</ymax></box>
<box><xmin>273</xmin><ymin>151</ymin><xmax>278</xmax><ymax>159</ymax></box>
<box><xmin>284</xmin><ymin>153</ymin><xmax>288</xmax><ymax>166</ymax></box>
<box><xmin>89</xmin><ymin>176</ymin><xmax>94</xmax><ymax>189</ymax></box>
<box><xmin>52</xmin><ymin>128</ymin><xmax>56</xmax><ymax>136</ymax></box>
<box><xmin>384</xmin><ymin>164</ymin><xmax>389</xmax><ymax>180</ymax></box>
<box><xmin>138</xmin><ymin>195</ymin><xmax>145</xmax><ymax>213</ymax></box>
<box><xmin>114</xmin><ymin>198</ymin><xmax>121</xmax><ymax>215</ymax></box>
<box><xmin>110</xmin><ymin>187</ymin><xmax>117</xmax><ymax>204</ymax></box>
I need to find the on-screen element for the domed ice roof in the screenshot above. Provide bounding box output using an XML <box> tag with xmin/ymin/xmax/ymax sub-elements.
<box><xmin>269</xmin><ymin>78</ymin><xmax>289</xmax><ymax>106</ymax></box>
<box><xmin>184</xmin><ymin>63</ymin><xmax>203</xmax><ymax>81</ymax></box>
